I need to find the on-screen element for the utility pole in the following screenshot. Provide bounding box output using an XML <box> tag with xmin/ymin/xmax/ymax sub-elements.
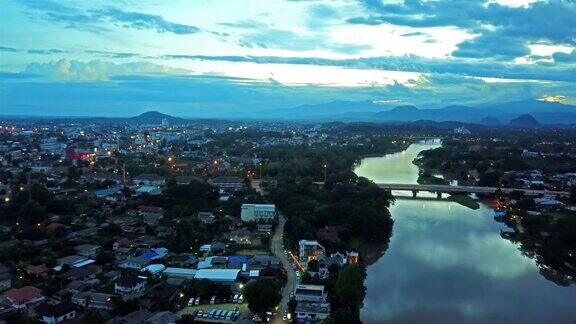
<box><xmin>323</xmin><ymin>163</ymin><xmax>327</xmax><ymax>187</ymax></box>
<box><xmin>259</xmin><ymin>162</ymin><xmax>263</xmax><ymax>180</ymax></box>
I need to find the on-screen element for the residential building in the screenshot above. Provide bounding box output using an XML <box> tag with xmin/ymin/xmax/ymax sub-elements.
<box><xmin>240</xmin><ymin>204</ymin><xmax>276</xmax><ymax>222</ymax></box>
<box><xmin>298</xmin><ymin>240</ymin><xmax>326</xmax><ymax>263</ymax></box>
<box><xmin>36</xmin><ymin>301</ymin><xmax>76</xmax><ymax>324</ymax></box>
<box><xmin>114</xmin><ymin>274</ymin><xmax>147</xmax><ymax>298</ymax></box>
<box><xmin>71</xmin><ymin>292</ymin><xmax>113</xmax><ymax>310</ymax></box>
<box><xmin>0</xmin><ymin>263</ymin><xmax>12</xmax><ymax>291</ymax></box>
<box><xmin>194</xmin><ymin>269</ymin><xmax>240</xmax><ymax>284</ymax></box>
<box><xmin>5</xmin><ymin>286</ymin><xmax>44</xmax><ymax>309</ymax></box>
<box><xmin>294</xmin><ymin>285</ymin><xmax>330</xmax><ymax>322</ymax></box>
<box><xmin>133</xmin><ymin>174</ymin><xmax>166</xmax><ymax>186</ymax></box>
<box><xmin>210</xmin><ymin>176</ymin><xmax>244</xmax><ymax>190</ymax></box>
<box><xmin>74</xmin><ymin>244</ymin><xmax>101</xmax><ymax>258</ymax></box>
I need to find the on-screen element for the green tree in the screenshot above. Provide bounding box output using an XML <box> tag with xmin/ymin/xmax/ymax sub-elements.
<box><xmin>307</xmin><ymin>259</ymin><xmax>319</xmax><ymax>272</ymax></box>
<box><xmin>81</xmin><ymin>309</ymin><xmax>105</xmax><ymax>324</ymax></box>
<box><xmin>331</xmin><ymin>264</ymin><xmax>366</xmax><ymax>324</ymax></box>
<box><xmin>244</xmin><ymin>279</ymin><xmax>282</xmax><ymax>315</ymax></box>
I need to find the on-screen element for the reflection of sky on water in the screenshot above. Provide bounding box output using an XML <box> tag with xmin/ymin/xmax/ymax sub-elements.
<box><xmin>356</xmin><ymin>140</ymin><xmax>576</xmax><ymax>323</ymax></box>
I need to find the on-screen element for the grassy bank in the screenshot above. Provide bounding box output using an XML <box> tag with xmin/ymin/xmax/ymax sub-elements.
<box><xmin>447</xmin><ymin>194</ymin><xmax>480</xmax><ymax>210</ymax></box>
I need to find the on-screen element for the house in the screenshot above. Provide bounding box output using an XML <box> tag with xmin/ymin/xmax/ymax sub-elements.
<box><xmin>296</xmin><ymin>300</ymin><xmax>331</xmax><ymax>322</ymax></box>
<box><xmin>141</xmin><ymin>282</ymin><xmax>179</xmax><ymax>311</ymax></box>
<box><xmin>226</xmin><ymin>229</ymin><xmax>252</xmax><ymax>244</ymax></box>
<box><xmin>5</xmin><ymin>286</ymin><xmax>44</xmax><ymax>309</ymax></box>
<box><xmin>210</xmin><ymin>176</ymin><xmax>244</xmax><ymax>191</ymax></box>
<box><xmin>118</xmin><ymin>256</ymin><xmax>150</xmax><ymax>270</ymax></box>
<box><xmin>138</xmin><ymin>206</ymin><xmax>163</xmax><ymax>226</ymax></box>
<box><xmin>175</xmin><ymin>176</ymin><xmax>203</xmax><ymax>185</ymax></box>
<box><xmin>145</xmin><ymin>311</ymin><xmax>180</xmax><ymax>324</ymax></box>
<box><xmin>294</xmin><ymin>285</ymin><xmax>327</xmax><ymax>302</ymax></box>
<box><xmin>133</xmin><ymin>174</ymin><xmax>165</xmax><ymax>186</ymax></box>
<box><xmin>113</xmin><ymin>237</ymin><xmax>131</xmax><ymax>251</ymax></box>
<box><xmin>60</xmin><ymin>265</ymin><xmax>102</xmax><ymax>281</ymax></box>
<box><xmin>56</xmin><ymin>255</ymin><xmax>95</xmax><ymax>269</ymax></box>
<box><xmin>94</xmin><ymin>186</ymin><xmax>123</xmax><ymax>199</ymax></box>
<box><xmin>26</xmin><ymin>264</ymin><xmax>49</xmax><ymax>278</ymax></box>
<box><xmin>74</xmin><ymin>244</ymin><xmax>101</xmax><ymax>258</ymax></box>
<box><xmin>65</xmin><ymin>280</ymin><xmax>92</xmax><ymax>294</ymax></box>
<box><xmin>0</xmin><ymin>263</ymin><xmax>12</xmax><ymax>291</ymax></box>
<box><xmin>35</xmin><ymin>301</ymin><xmax>76</xmax><ymax>324</ymax></box>
<box><xmin>108</xmin><ymin>309</ymin><xmax>152</xmax><ymax>324</ymax></box>
<box><xmin>71</xmin><ymin>292</ymin><xmax>113</xmax><ymax>310</ymax></box>
<box><xmin>114</xmin><ymin>274</ymin><xmax>147</xmax><ymax>298</ymax></box>
<box><xmin>46</xmin><ymin>223</ymin><xmax>69</xmax><ymax>232</ymax></box>
<box><xmin>257</xmin><ymin>223</ymin><xmax>273</xmax><ymax>234</ymax></box>
<box><xmin>162</xmin><ymin>268</ymin><xmax>197</xmax><ymax>280</ymax></box>
<box><xmin>139</xmin><ymin>247</ymin><xmax>169</xmax><ymax>261</ymax></box>
<box><xmin>240</xmin><ymin>204</ymin><xmax>276</xmax><ymax>222</ymax></box>
<box><xmin>198</xmin><ymin>212</ymin><xmax>215</xmax><ymax>224</ymax></box>
<box><xmin>132</xmin><ymin>235</ymin><xmax>160</xmax><ymax>249</ymax></box>
<box><xmin>249</xmin><ymin>255</ymin><xmax>282</xmax><ymax>270</ymax></box>
<box><xmin>298</xmin><ymin>240</ymin><xmax>326</xmax><ymax>264</ymax></box>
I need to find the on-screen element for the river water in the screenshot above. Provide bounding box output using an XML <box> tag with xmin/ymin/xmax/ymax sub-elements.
<box><xmin>354</xmin><ymin>139</ymin><xmax>576</xmax><ymax>323</ymax></box>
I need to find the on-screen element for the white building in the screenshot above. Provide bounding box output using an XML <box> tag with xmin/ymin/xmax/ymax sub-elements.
<box><xmin>194</xmin><ymin>269</ymin><xmax>240</xmax><ymax>284</ymax></box>
<box><xmin>294</xmin><ymin>285</ymin><xmax>330</xmax><ymax>322</ymax></box>
<box><xmin>240</xmin><ymin>204</ymin><xmax>276</xmax><ymax>222</ymax></box>
<box><xmin>298</xmin><ymin>240</ymin><xmax>326</xmax><ymax>263</ymax></box>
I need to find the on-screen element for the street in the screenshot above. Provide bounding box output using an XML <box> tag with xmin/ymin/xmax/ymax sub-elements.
<box><xmin>252</xmin><ymin>180</ymin><xmax>297</xmax><ymax>323</ymax></box>
<box><xmin>270</xmin><ymin>213</ymin><xmax>297</xmax><ymax>324</ymax></box>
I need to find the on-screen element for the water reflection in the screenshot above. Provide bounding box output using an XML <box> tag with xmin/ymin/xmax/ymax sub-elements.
<box><xmin>355</xmin><ymin>140</ymin><xmax>576</xmax><ymax>323</ymax></box>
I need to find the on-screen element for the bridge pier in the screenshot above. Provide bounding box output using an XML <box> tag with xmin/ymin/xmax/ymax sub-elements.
<box><xmin>412</xmin><ymin>190</ymin><xmax>418</xmax><ymax>198</ymax></box>
<box><xmin>436</xmin><ymin>192</ymin><xmax>442</xmax><ymax>199</ymax></box>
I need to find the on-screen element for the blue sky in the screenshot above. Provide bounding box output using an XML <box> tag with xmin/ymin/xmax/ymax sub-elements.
<box><xmin>1</xmin><ymin>0</ymin><xmax>575</xmax><ymax>117</ymax></box>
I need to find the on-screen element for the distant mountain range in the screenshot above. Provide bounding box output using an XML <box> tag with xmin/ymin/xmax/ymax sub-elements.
<box><xmin>509</xmin><ymin>114</ymin><xmax>541</xmax><ymax>127</ymax></box>
<box><xmin>272</xmin><ymin>99</ymin><xmax>576</xmax><ymax>125</ymax></box>
<box><xmin>129</xmin><ymin>111</ymin><xmax>185</xmax><ymax>124</ymax></box>
<box><xmin>1</xmin><ymin>99</ymin><xmax>574</xmax><ymax>126</ymax></box>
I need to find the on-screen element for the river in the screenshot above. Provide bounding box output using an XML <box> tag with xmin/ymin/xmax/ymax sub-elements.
<box><xmin>354</xmin><ymin>139</ymin><xmax>576</xmax><ymax>323</ymax></box>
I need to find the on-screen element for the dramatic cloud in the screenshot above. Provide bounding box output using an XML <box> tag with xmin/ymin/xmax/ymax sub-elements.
<box><xmin>91</xmin><ymin>8</ymin><xmax>200</xmax><ymax>34</ymax></box>
<box><xmin>23</xmin><ymin>59</ymin><xmax>191</xmax><ymax>81</ymax></box>
<box><xmin>15</xmin><ymin>0</ymin><xmax>201</xmax><ymax>35</ymax></box>
<box><xmin>168</xmin><ymin>54</ymin><xmax>576</xmax><ymax>82</ymax></box>
<box><xmin>1</xmin><ymin>0</ymin><xmax>575</xmax><ymax>116</ymax></box>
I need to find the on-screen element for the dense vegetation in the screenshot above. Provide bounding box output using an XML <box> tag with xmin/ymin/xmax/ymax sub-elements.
<box><xmin>507</xmin><ymin>211</ymin><xmax>576</xmax><ymax>285</ymax></box>
<box><xmin>261</xmin><ymin>144</ymin><xmax>397</xmax><ymax>256</ymax></box>
<box><xmin>259</xmin><ymin>142</ymin><xmax>402</xmax><ymax>323</ymax></box>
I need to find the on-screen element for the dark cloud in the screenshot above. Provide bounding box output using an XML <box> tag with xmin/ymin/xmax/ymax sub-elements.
<box><xmin>0</xmin><ymin>46</ymin><xmax>19</xmax><ymax>52</ymax></box>
<box><xmin>1</xmin><ymin>45</ymin><xmax>66</xmax><ymax>55</ymax></box>
<box><xmin>27</xmin><ymin>49</ymin><xmax>66</xmax><ymax>55</ymax></box>
<box><xmin>348</xmin><ymin>0</ymin><xmax>576</xmax><ymax>60</ymax></box>
<box><xmin>84</xmin><ymin>50</ymin><xmax>140</xmax><ymax>59</ymax></box>
<box><xmin>91</xmin><ymin>8</ymin><xmax>200</xmax><ymax>34</ymax></box>
<box><xmin>453</xmin><ymin>34</ymin><xmax>531</xmax><ymax>59</ymax></box>
<box><xmin>553</xmin><ymin>50</ymin><xmax>576</xmax><ymax>63</ymax></box>
<box><xmin>16</xmin><ymin>0</ymin><xmax>200</xmax><ymax>35</ymax></box>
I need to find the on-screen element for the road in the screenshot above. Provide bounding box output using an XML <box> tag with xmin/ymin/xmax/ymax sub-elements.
<box><xmin>269</xmin><ymin>213</ymin><xmax>297</xmax><ymax>323</ymax></box>
<box><xmin>252</xmin><ymin>180</ymin><xmax>297</xmax><ymax>323</ymax></box>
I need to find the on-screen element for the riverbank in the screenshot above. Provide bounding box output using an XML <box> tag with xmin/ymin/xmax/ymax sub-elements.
<box><xmin>355</xmin><ymin>139</ymin><xmax>576</xmax><ymax>323</ymax></box>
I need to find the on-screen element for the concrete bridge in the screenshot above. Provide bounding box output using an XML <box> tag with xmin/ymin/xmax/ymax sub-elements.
<box><xmin>377</xmin><ymin>183</ymin><xmax>569</xmax><ymax>198</ymax></box>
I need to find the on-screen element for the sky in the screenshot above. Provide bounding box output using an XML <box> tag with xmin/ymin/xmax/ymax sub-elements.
<box><xmin>1</xmin><ymin>0</ymin><xmax>575</xmax><ymax>117</ymax></box>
